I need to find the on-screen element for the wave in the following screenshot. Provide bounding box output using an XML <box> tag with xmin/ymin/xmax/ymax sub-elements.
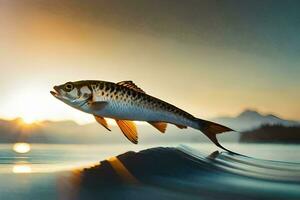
<box><xmin>72</xmin><ymin>146</ymin><xmax>300</xmax><ymax>200</ymax></box>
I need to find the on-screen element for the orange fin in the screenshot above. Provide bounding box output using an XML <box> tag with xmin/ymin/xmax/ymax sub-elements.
<box><xmin>94</xmin><ymin>115</ymin><xmax>111</xmax><ymax>131</ymax></box>
<box><xmin>116</xmin><ymin>81</ymin><xmax>145</xmax><ymax>93</ymax></box>
<box><xmin>198</xmin><ymin>119</ymin><xmax>234</xmax><ymax>152</ymax></box>
<box><xmin>115</xmin><ymin>119</ymin><xmax>138</xmax><ymax>144</ymax></box>
<box><xmin>175</xmin><ymin>124</ymin><xmax>187</xmax><ymax>129</ymax></box>
<box><xmin>148</xmin><ymin>122</ymin><xmax>167</xmax><ymax>133</ymax></box>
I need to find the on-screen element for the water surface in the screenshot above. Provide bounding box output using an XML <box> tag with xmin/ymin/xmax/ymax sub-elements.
<box><xmin>0</xmin><ymin>143</ymin><xmax>299</xmax><ymax>200</ymax></box>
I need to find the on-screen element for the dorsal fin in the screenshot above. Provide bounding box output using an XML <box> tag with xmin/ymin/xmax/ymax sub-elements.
<box><xmin>148</xmin><ymin>122</ymin><xmax>167</xmax><ymax>133</ymax></box>
<box><xmin>115</xmin><ymin>119</ymin><xmax>138</xmax><ymax>144</ymax></box>
<box><xmin>94</xmin><ymin>115</ymin><xmax>111</xmax><ymax>131</ymax></box>
<box><xmin>116</xmin><ymin>81</ymin><xmax>145</xmax><ymax>93</ymax></box>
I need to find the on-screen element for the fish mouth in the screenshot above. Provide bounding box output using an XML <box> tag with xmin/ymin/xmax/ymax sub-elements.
<box><xmin>50</xmin><ymin>86</ymin><xmax>61</xmax><ymax>98</ymax></box>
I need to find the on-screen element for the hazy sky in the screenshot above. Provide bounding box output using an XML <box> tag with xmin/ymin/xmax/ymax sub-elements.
<box><xmin>0</xmin><ymin>0</ymin><xmax>299</xmax><ymax>123</ymax></box>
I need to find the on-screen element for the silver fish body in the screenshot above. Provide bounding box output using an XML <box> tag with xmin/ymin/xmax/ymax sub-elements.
<box><xmin>51</xmin><ymin>80</ymin><xmax>233</xmax><ymax>150</ymax></box>
<box><xmin>87</xmin><ymin>81</ymin><xmax>196</xmax><ymax>128</ymax></box>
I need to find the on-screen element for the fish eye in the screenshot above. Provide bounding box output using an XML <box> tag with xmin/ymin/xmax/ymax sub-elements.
<box><xmin>64</xmin><ymin>83</ymin><xmax>74</xmax><ymax>92</ymax></box>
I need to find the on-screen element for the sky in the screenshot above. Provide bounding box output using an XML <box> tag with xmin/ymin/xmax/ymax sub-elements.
<box><xmin>0</xmin><ymin>0</ymin><xmax>299</xmax><ymax>124</ymax></box>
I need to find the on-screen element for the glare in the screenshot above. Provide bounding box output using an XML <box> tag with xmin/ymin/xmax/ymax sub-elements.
<box><xmin>21</xmin><ymin>116</ymin><xmax>37</xmax><ymax>124</ymax></box>
<box><xmin>1</xmin><ymin>85</ymin><xmax>94</xmax><ymax>125</ymax></box>
<box><xmin>13</xmin><ymin>143</ymin><xmax>31</xmax><ymax>154</ymax></box>
<box><xmin>2</xmin><ymin>86</ymin><xmax>46</xmax><ymax>122</ymax></box>
<box><xmin>12</xmin><ymin>164</ymin><xmax>32</xmax><ymax>174</ymax></box>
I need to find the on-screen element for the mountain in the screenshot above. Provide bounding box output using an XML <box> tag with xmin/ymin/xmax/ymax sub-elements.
<box><xmin>0</xmin><ymin>118</ymin><xmax>210</xmax><ymax>144</ymax></box>
<box><xmin>0</xmin><ymin>109</ymin><xmax>299</xmax><ymax>144</ymax></box>
<box><xmin>240</xmin><ymin>124</ymin><xmax>300</xmax><ymax>143</ymax></box>
<box><xmin>211</xmin><ymin>109</ymin><xmax>300</xmax><ymax>131</ymax></box>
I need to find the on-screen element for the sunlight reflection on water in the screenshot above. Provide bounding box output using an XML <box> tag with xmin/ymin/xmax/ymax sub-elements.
<box><xmin>12</xmin><ymin>164</ymin><xmax>32</xmax><ymax>173</ymax></box>
<box><xmin>12</xmin><ymin>143</ymin><xmax>31</xmax><ymax>154</ymax></box>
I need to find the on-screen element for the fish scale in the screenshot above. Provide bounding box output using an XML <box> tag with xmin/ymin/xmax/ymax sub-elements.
<box><xmin>91</xmin><ymin>81</ymin><xmax>195</xmax><ymax>127</ymax></box>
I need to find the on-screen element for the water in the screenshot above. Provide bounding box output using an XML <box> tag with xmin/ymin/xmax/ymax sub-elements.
<box><xmin>0</xmin><ymin>143</ymin><xmax>299</xmax><ymax>200</ymax></box>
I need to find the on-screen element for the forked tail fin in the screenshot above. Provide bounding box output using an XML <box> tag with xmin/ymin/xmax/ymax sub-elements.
<box><xmin>198</xmin><ymin>119</ymin><xmax>235</xmax><ymax>153</ymax></box>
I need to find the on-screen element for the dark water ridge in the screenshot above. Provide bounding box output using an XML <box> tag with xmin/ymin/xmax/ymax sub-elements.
<box><xmin>180</xmin><ymin>145</ymin><xmax>300</xmax><ymax>182</ymax></box>
<box><xmin>74</xmin><ymin>146</ymin><xmax>300</xmax><ymax>200</ymax></box>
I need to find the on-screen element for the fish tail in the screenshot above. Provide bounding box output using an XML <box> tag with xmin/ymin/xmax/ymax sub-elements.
<box><xmin>197</xmin><ymin>119</ymin><xmax>234</xmax><ymax>152</ymax></box>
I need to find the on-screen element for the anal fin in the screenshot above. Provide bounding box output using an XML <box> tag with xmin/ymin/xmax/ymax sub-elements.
<box><xmin>115</xmin><ymin>120</ymin><xmax>138</xmax><ymax>144</ymax></box>
<box><xmin>148</xmin><ymin>122</ymin><xmax>167</xmax><ymax>133</ymax></box>
<box><xmin>94</xmin><ymin>115</ymin><xmax>111</xmax><ymax>131</ymax></box>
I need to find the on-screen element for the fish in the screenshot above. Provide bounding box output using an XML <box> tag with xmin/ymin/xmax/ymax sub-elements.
<box><xmin>50</xmin><ymin>80</ymin><xmax>234</xmax><ymax>151</ymax></box>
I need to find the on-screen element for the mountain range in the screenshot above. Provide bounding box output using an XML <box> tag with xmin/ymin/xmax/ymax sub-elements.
<box><xmin>240</xmin><ymin>124</ymin><xmax>300</xmax><ymax>143</ymax></box>
<box><xmin>211</xmin><ymin>109</ymin><xmax>299</xmax><ymax>131</ymax></box>
<box><xmin>0</xmin><ymin>109</ymin><xmax>299</xmax><ymax>144</ymax></box>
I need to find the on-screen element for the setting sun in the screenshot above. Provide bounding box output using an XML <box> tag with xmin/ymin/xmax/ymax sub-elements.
<box><xmin>21</xmin><ymin>116</ymin><xmax>38</xmax><ymax>125</ymax></box>
<box><xmin>1</xmin><ymin>85</ymin><xmax>94</xmax><ymax>125</ymax></box>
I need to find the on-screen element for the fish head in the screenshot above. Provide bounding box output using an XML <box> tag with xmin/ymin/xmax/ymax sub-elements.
<box><xmin>50</xmin><ymin>81</ymin><xmax>92</xmax><ymax>110</ymax></box>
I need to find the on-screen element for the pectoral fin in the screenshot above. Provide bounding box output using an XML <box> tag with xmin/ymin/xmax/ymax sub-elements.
<box><xmin>175</xmin><ymin>124</ymin><xmax>187</xmax><ymax>129</ymax></box>
<box><xmin>94</xmin><ymin>115</ymin><xmax>111</xmax><ymax>131</ymax></box>
<box><xmin>148</xmin><ymin>122</ymin><xmax>167</xmax><ymax>133</ymax></box>
<box><xmin>88</xmin><ymin>101</ymin><xmax>108</xmax><ymax>110</ymax></box>
<box><xmin>115</xmin><ymin>120</ymin><xmax>138</xmax><ymax>144</ymax></box>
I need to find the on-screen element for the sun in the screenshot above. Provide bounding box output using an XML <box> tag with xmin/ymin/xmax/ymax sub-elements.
<box><xmin>21</xmin><ymin>115</ymin><xmax>37</xmax><ymax>124</ymax></box>
<box><xmin>2</xmin><ymin>86</ymin><xmax>49</xmax><ymax>125</ymax></box>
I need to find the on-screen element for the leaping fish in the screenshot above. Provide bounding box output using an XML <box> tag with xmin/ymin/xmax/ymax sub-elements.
<box><xmin>50</xmin><ymin>80</ymin><xmax>233</xmax><ymax>151</ymax></box>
